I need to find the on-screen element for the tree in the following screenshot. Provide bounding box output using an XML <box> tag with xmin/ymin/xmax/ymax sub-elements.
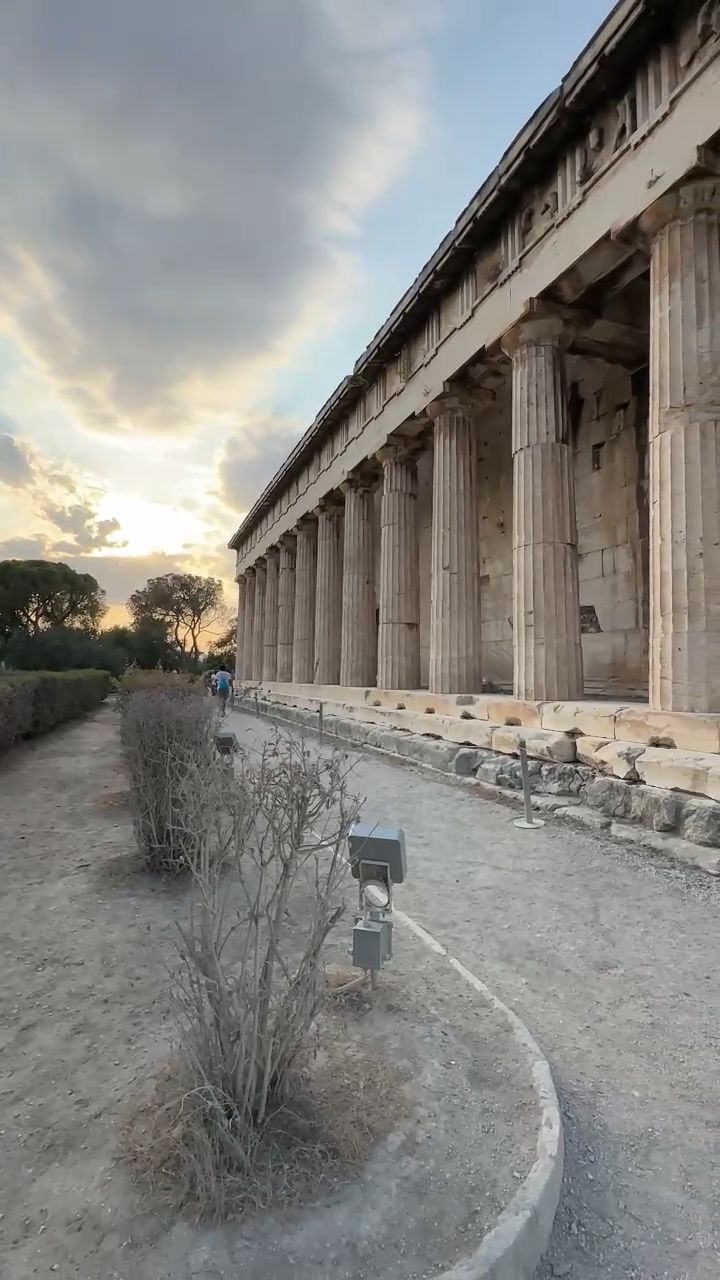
<box><xmin>128</xmin><ymin>573</ymin><xmax>225</xmax><ymax>668</ymax></box>
<box><xmin>0</xmin><ymin>560</ymin><xmax>106</xmax><ymax>642</ymax></box>
<box><xmin>205</xmin><ymin>617</ymin><xmax>236</xmax><ymax>672</ymax></box>
<box><xmin>4</xmin><ymin>626</ymin><xmax>126</xmax><ymax>676</ymax></box>
<box><xmin>103</xmin><ymin>619</ymin><xmax>179</xmax><ymax>670</ymax></box>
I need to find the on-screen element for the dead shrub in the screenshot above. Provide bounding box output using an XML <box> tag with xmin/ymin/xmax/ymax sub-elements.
<box><xmin>123</xmin><ymin>731</ymin><xmax>380</xmax><ymax>1219</ymax></box>
<box><xmin>120</xmin><ymin>688</ymin><xmax>219</xmax><ymax>872</ymax></box>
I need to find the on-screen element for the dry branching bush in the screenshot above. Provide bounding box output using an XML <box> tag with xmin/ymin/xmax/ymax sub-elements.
<box><xmin>123</xmin><ymin>731</ymin><xmax>391</xmax><ymax>1220</ymax></box>
<box><xmin>120</xmin><ymin>687</ymin><xmax>219</xmax><ymax>872</ymax></box>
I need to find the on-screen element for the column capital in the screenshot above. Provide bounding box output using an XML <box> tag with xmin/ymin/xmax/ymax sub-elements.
<box><xmin>279</xmin><ymin>531</ymin><xmax>297</xmax><ymax>550</ymax></box>
<box><xmin>639</xmin><ymin>177</ymin><xmax>720</xmax><ymax>240</ymax></box>
<box><xmin>313</xmin><ymin>493</ymin><xmax>344</xmax><ymax>518</ymax></box>
<box><xmin>501</xmin><ymin>301</ymin><xmax>577</xmax><ymax>357</ymax></box>
<box><xmin>293</xmin><ymin>513</ymin><xmax>317</xmax><ymax>535</ymax></box>
<box><xmin>265</xmin><ymin>544</ymin><xmax>279</xmax><ymax>562</ymax></box>
<box><xmin>340</xmin><ymin>467</ymin><xmax>379</xmax><ymax>496</ymax></box>
<box><xmin>375</xmin><ymin>438</ymin><xmax>419</xmax><ymax>467</ymax></box>
<box><xmin>244</xmin><ymin>564</ymin><xmax>256</xmax><ymax>578</ymax></box>
<box><xmin>425</xmin><ymin>384</ymin><xmax>495</xmax><ymax>421</ymax></box>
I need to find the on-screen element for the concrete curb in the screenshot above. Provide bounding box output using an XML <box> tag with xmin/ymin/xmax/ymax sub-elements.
<box><xmin>234</xmin><ymin>697</ymin><xmax>564</xmax><ymax>1278</ymax></box>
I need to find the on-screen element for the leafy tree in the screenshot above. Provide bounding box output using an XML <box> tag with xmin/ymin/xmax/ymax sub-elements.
<box><xmin>128</xmin><ymin>573</ymin><xmax>225</xmax><ymax>668</ymax></box>
<box><xmin>0</xmin><ymin>560</ymin><xmax>106</xmax><ymax>641</ymax></box>
<box><xmin>205</xmin><ymin>617</ymin><xmax>237</xmax><ymax>672</ymax></box>
<box><xmin>103</xmin><ymin>619</ymin><xmax>178</xmax><ymax>670</ymax></box>
<box><xmin>4</xmin><ymin>626</ymin><xmax>126</xmax><ymax>676</ymax></box>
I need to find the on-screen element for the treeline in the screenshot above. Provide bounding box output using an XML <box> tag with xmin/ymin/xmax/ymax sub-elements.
<box><xmin>0</xmin><ymin>559</ymin><xmax>235</xmax><ymax>677</ymax></box>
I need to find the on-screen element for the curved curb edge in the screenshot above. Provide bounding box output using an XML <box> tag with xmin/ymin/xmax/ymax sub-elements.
<box><xmin>439</xmin><ymin>956</ymin><xmax>563</xmax><ymax>1280</ymax></box>
<box><xmin>234</xmin><ymin>697</ymin><xmax>564</xmax><ymax>1279</ymax></box>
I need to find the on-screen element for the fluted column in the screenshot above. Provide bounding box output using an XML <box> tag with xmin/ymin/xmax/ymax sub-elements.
<box><xmin>234</xmin><ymin>575</ymin><xmax>246</xmax><ymax>685</ymax></box>
<box><xmin>276</xmin><ymin>534</ymin><xmax>296</xmax><ymax>682</ymax></box>
<box><xmin>314</xmin><ymin>498</ymin><xmax>344</xmax><ymax>684</ymax></box>
<box><xmin>427</xmin><ymin>390</ymin><xmax>489</xmax><ymax>693</ymax></box>
<box><xmin>242</xmin><ymin>569</ymin><xmax>255</xmax><ymax>682</ymax></box>
<box><xmin>502</xmin><ymin>311</ymin><xmax>583</xmax><ymax>700</ymax></box>
<box><xmin>640</xmin><ymin>180</ymin><xmax>720</xmax><ymax>711</ymax></box>
<box><xmin>262</xmin><ymin>549</ymin><xmax>279</xmax><ymax>682</ymax></box>
<box><xmin>251</xmin><ymin>561</ymin><xmax>266</xmax><ymax>682</ymax></box>
<box><xmin>292</xmin><ymin>516</ymin><xmax>318</xmax><ymax>683</ymax></box>
<box><xmin>377</xmin><ymin>446</ymin><xmax>420</xmax><ymax>689</ymax></box>
<box><xmin>340</xmin><ymin>475</ymin><xmax>377</xmax><ymax>687</ymax></box>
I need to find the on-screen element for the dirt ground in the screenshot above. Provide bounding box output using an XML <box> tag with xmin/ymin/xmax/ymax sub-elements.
<box><xmin>232</xmin><ymin>709</ymin><xmax>720</xmax><ymax>1280</ymax></box>
<box><xmin>0</xmin><ymin>706</ymin><xmax>538</xmax><ymax>1280</ymax></box>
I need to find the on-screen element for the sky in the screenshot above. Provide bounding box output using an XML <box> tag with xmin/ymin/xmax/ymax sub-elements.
<box><xmin>0</xmin><ymin>0</ymin><xmax>612</xmax><ymax>630</ymax></box>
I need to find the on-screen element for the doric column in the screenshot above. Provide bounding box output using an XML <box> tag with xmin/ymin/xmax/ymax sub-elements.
<box><xmin>376</xmin><ymin>445</ymin><xmax>420</xmax><ymax>689</ymax></box>
<box><xmin>234</xmin><ymin>575</ymin><xmax>246</xmax><ymax>685</ymax></box>
<box><xmin>276</xmin><ymin>534</ymin><xmax>296</xmax><ymax>682</ymax></box>
<box><xmin>426</xmin><ymin>389</ymin><xmax>489</xmax><ymax>694</ymax></box>
<box><xmin>292</xmin><ymin>516</ymin><xmax>318</xmax><ymax>683</ymax></box>
<box><xmin>314</xmin><ymin>498</ymin><xmax>344</xmax><ymax>685</ymax></box>
<box><xmin>640</xmin><ymin>180</ymin><xmax>720</xmax><ymax>711</ymax></box>
<box><xmin>262</xmin><ymin>549</ymin><xmax>279</xmax><ymax>682</ymax></box>
<box><xmin>340</xmin><ymin>474</ymin><xmax>377</xmax><ymax>687</ymax></box>
<box><xmin>502</xmin><ymin>310</ymin><xmax>584</xmax><ymax>700</ymax></box>
<box><xmin>241</xmin><ymin>569</ymin><xmax>255</xmax><ymax>682</ymax></box>
<box><xmin>251</xmin><ymin>561</ymin><xmax>266</xmax><ymax>682</ymax></box>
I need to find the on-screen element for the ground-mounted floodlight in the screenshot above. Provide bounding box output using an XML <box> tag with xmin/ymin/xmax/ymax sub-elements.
<box><xmin>214</xmin><ymin>729</ymin><xmax>239</xmax><ymax>763</ymax></box>
<box><xmin>347</xmin><ymin>823</ymin><xmax>406</xmax><ymax>983</ymax></box>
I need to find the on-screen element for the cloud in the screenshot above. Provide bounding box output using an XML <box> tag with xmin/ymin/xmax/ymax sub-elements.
<box><xmin>42</xmin><ymin>501</ymin><xmax>126</xmax><ymax>552</ymax></box>
<box><xmin>219</xmin><ymin>415</ymin><xmax>304</xmax><ymax>515</ymax></box>
<box><xmin>0</xmin><ymin>433</ymin><xmax>33</xmax><ymax>488</ymax></box>
<box><xmin>0</xmin><ymin>0</ymin><xmax>433</xmax><ymax>436</ymax></box>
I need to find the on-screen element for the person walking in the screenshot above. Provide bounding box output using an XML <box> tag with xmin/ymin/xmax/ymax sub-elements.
<box><xmin>214</xmin><ymin>665</ymin><xmax>232</xmax><ymax>717</ymax></box>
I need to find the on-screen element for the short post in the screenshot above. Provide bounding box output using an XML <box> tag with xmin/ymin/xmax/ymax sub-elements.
<box><xmin>513</xmin><ymin>741</ymin><xmax>544</xmax><ymax>830</ymax></box>
<box><xmin>254</xmin><ymin>690</ymin><xmax>260</xmax><ymax>719</ymax></box>
<box><xmin>318</xmin><ymin>700</ymin><xmax>324</xmax><ymax>743</ymax></box>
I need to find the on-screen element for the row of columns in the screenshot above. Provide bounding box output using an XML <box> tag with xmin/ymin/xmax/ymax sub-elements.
<box><xmin>234</xmin><ymin>179</ymin><xmax>720</xmax><ymax>714</ymax></box>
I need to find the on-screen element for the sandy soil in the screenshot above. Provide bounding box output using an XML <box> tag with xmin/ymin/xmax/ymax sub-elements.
<box><xmin>0</xmin><ymin>705</ymin><xmax>538</xmax><ymax>1280</ymax></box>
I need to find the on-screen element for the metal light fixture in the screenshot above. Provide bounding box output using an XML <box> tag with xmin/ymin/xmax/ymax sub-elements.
<box><xmin>347</xmin><ymin>823</ymin><xmax>406</xmax><ymax>982</ymax></box>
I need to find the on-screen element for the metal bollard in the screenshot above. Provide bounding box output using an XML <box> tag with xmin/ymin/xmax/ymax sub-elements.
<box><xmin>513</xmin><ymin>741</ymin><xmax>544</xmax><ymax>830</ymax></box>
<box><xmin>254</xmin><ymin>691</ymin><xmax>260</xmax><ymax>719</ymax></box>
<box><xmin>318</xmin><ymin>700</ymin><xmax>324</xmax><ymax>743</ymax></box>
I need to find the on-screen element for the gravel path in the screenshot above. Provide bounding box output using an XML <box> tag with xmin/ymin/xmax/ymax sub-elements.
<box><xmin>231</xmin><ymin>709</ymin><xmax>720</xmax><ymax>1280</ymax></box>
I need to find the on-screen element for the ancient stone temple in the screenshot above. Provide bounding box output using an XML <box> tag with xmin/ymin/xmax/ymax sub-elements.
<box><xmin>230</xmin><ymin>0</ymin><xmax>720</xmax><ymax>860</ymax></box>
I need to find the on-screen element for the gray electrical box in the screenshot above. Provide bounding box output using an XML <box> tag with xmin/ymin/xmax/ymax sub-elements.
<box><xmin>214</xmin><ymin>730</ymin><xmax>239</xmax><ymax>756</ymax></box>
<box><xmin>348</xmin><ymin>823</ymin><xmax>406</xmax><ymax>884</ymax></box>
<box><xmin>352</xmin><ymin>918</ymin><xmax>393</xmax><ymax>970</ymax></box>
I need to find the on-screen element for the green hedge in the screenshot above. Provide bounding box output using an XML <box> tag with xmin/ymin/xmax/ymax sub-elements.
<box><xmin>0</xmin><ymin>669</ymin><xmax>111</xmax><ymax>754</ymax></box>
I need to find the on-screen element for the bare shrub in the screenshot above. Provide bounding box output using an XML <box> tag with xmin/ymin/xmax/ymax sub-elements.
<box><xmin>121</xmin><ymin>688</ymin><xmax>219</xmax><ymax>872</ymax></box>
<box><xmin>124</xmin><ymin>731</ymin><xmax>373</xmax><ymax>1218</ymax></box>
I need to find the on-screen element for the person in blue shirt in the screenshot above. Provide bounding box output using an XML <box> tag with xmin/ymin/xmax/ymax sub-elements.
<box><xmin>214</xmin><ymin>666</ymin><xmax>232</xmax><ymax>715</ymax></box>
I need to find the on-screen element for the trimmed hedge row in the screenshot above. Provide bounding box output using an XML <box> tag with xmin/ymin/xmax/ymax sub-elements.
<box><xmin>0</xmin><ymin>669</ymin><xmax>111</xmax><ymax>754</ymax></box>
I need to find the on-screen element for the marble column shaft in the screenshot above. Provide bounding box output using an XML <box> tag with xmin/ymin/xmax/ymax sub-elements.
<box><xmin>292</xmin><ymin>518</ymin><xmax>318</xmax><ymax>683</ymax></box>
<box><xmin>241</xmin><ymin>570</ymin><xmax>255</xmax><ymax>681</ymax></box>
<box><xmin>251</xmin><ymin>562</ymin><xmax>266</xmax><ymax>682</ymax></box>
<box><xmin>234</xmin><ymin>576</ymin><xmax>246</xmax><ymax>685</ymax></box>
<box><xmin>502</xmin><ymin>315</ymin><xmax>584</xmax><ymax>700</ymax></box>
<box><xmin>641</xmin><ymin>179</ymin><xmax>720</xmax><ymax>712</ymax></box>
<box><xmin>340</xmin><ymin>479</ymin><xmax>377</xmax><ymax>687</ymax></box>
<box><xmin>314</xmin><ymin>501</ymin><xmax>344</xmax><ymax>684</ymax></box>
<box><xmin>377</xmin><ymin>449</ymin><xmax>420</xmax><ymax>690</ymax></box>
<box><xmin>427</xmin><ymin>392</ymin><xmax>486</xmax><ymax>694</ymax></box>
<box><xmin>276</xmin><ymin>535</ymin><xmax>296</xmax><ymax>682</ymax></box>
<box><xmin>262</xmin><ymin>550</ymin><xmax>279</xmax><ymax>682</ymax></box>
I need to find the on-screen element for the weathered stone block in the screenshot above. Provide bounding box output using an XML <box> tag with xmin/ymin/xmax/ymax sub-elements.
<box><xmin>398</xmin><ymin>736</ymin><xmax>460</xmax><ymax>770</ymax></box>
<box><xmin>453</xmin><ymin>748</ymin><xmax>483</xmax><ymax>777</ymax></box>
<box><xmin>539</xmin><ymin>763</ymin><xmax>591</xmax><ymax>796</ymax></box>
<box><xmin>483</xmin><ymin>697</ymin><xmax>543</xmax><ymax>728</ymax></box>
<box><xmin>539</xmin><ymin>700</ymin><xmax>628</xmax><ymax>738</ymax></box>
<box><xmin>628</xmin><ymin>786</ymin><xmax>681</xmax><ymax>833</ymax></box>
<box><xmin>679</xmin><ymin>798</ymin><xmax>720</xmax><ymax>848</ymax></box>
<box><xmin>593</xmin><ymin>740</ymin><xmax>646</xmax><ymax>780</ymax></box>
<box><xmin>634</xmin><ymin>747</ymin><xmax>716</xmax><ymax>799</ymax></box>
<box><xmin>614</xmin><ymin>708</ymin><xmax>720</xmax><ymax>754</ymax></box>
<box><xmin>584</xmin><ymin>776</ymin><xmax>632</xmax><ymax>818</ymax></box>
<box><xmin>576</xmin><ymin>735</ymin><xmax>611</xmax><ymax>765</ymax></box>
<box><xmin>492</xmin><ymin>724</ymin><xmax>576</xmax><ymax>763</ymax></box>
